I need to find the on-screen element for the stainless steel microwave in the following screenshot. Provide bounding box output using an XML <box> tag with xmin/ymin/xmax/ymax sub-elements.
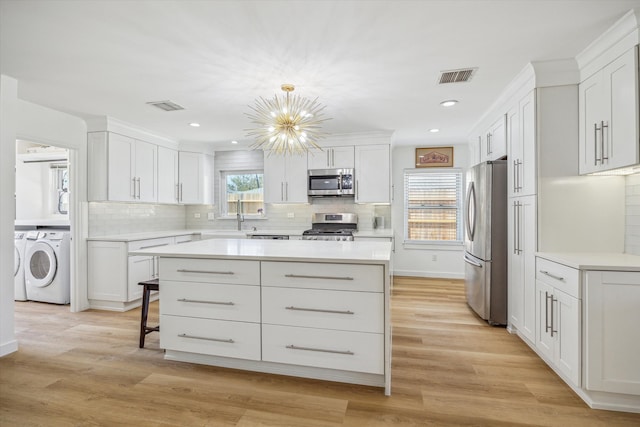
<box><xmin>308</xmin><ymin>168</ymin><xmax>355</xmax><ymax>197</ymax></box>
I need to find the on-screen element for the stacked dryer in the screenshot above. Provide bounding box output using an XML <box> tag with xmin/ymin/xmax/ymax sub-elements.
<box><xmin>14</xmin><ymin>231</ymin><xmax>28</xmax><ymax>301</ymax></box>
<box><xmin>24</xmin><ymin>230</ymin><xmax>71</xmax><ymax>304</ymax></box>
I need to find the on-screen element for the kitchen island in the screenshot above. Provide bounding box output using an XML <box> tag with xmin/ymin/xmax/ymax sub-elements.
<box><xmin>131</xmin><ymin>238</ymin><xmax>393</xmax><ymax>395</ymax></box>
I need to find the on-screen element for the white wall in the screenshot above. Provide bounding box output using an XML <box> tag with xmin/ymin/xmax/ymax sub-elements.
<box><xmin>0</xmin><ymin>74</ymin><xmax>87</xmax><ymax>356</ymax></box>
<box><xmin>391</xmin><ymin>144</ymin><xmax>469</xmax><ymax>279</ymax></box>
<box><xmin>0</xmin><ymin>75</ymin><xmax>18</xmax><ymax>356</ymax></box>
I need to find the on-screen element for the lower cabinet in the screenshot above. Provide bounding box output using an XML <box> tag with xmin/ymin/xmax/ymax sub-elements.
<box><xmin>87</xmin><ymin>234</ymin><xmax>198</xmax><ymax>311</ymax></box>
<box><xmin>535</xmin><ymin>258</ymin><xmax>581</xmax><ymax>387</ymax></box>
<box><xmin>158</xmin><ymin>257</ymin><xmax>389</xmax><ymax>391</ymax></box>
<box><xmin>584</xmin><ymin>270</ymin><xmax>640</xmax><ymax>396</ymax></box>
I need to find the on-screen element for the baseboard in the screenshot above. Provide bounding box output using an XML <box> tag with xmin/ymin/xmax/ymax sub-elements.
<box><xmin>0</xmin><ymin>339</ymin><xmax>18</xmax><ymax>357</ymax></box>
<box><xmin>392</xmin><ymin>270</ymin><xmax>464</xmax><ymax>279</ymax></box>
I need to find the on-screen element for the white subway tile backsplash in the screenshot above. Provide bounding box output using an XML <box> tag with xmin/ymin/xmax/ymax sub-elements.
<box><xmin>88</xmin><ymin>202</ymin><xmax>186</xmax><ymax>236</ymax></box>
<box><xmin>626</xmin><ymin>173</ymin><xmax>640</xmax><ymax>255</ymax></box>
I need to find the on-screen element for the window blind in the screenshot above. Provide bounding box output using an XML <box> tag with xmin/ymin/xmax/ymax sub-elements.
<box><xmin>404</xmin><ymin>169</ymin><xmax>463</xmax><ymax>242</ymax></box>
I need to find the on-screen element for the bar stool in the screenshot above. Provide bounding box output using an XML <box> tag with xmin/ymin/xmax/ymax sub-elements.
<box><xmin>138</xmin><ymin>278</ymin><xmax>160</xmax><ymax>348</ymax></box>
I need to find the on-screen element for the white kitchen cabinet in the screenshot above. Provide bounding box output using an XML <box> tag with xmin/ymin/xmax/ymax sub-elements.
<box><xmin>88</xmin><ymin>235</ymin><xmax>195</xmax><ymax>311</ymax></box>
<box><xmin>507</xmin><ymin>195</ymin><xmax>536</xmax><ymax>343</ymax></box>
<box><xmin>468</xmin><ymin>135</ymin><xmax>481</xmax><ymax>167</ymax></box>
<box><xmin>579</xmin><ymin>46</ymin><xmax>639</xmax><ymax>174</ymax></box>
<box><xmin>178</xmin><ymin>151</ymin><xmax>204</xmax><ymax>204</ymax></box>
<box><xmin>534</xmin><ymin>258</ymin><xmax>581</xmax><ymax>387</ymax></box>
<box><xmin>584</xmin><ymin>270</ymin><xmax>640</xmax><ymax>396</ymax></box>
<box><xmin>263</xmin><ymin>152</ymin><xmax>308</xmax><ymax>203</ymax></box>
<box><xmin>307</xmin><ymin>146</ymin><xmax>354</xmax><ymax>169</ymax></box>
<box><xmin>508</xmin><ymin>90</ymin><xmax>536</xmax><ymax>198</ymax></box>
<box><xmin>480</xmin><ymin>114</ymin><xmax>507</xmax><ymax>162</ymax></box>
<box><xmin>88</xmin><ymin>131</ymin><xmax>157</xmax><ymax>202</ymax></box>
<box><xmin>354</xmin><ymin>144</ymin><xmax>390</xmax><ymax>204</ymax></box>
<box><xmin>158</xmin><ymin>146</ymin><xmax>179</xmax><ymax>204</ymax></box>
<box><xmin>261</xmin><ymin>261</ymin><xmax>384</xmax><ymax>375</ymax></box>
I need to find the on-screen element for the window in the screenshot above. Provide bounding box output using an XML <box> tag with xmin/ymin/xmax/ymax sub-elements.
<box><xmin>404</xmin><ymin>168</ymin><xmax>463</xmax><ymax>243</ymax></box>
<box><xmin>221</xmin><ymin>170</ymin><xmax>264</xmax><ymax>217</ymax></box>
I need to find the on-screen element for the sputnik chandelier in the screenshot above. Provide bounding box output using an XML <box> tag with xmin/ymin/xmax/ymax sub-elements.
<box><xmin>246</xmin><ymin>84</ymin><xmax>330</xmax><ymax>155</ymax></box>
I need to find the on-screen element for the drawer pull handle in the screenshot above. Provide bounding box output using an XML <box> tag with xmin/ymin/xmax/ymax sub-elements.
<box><xmin>284</xmin><ymin>274</ymin><xmax>354</xmax><ymax>281</ymax></box>
<box><xmin>178</xmin><ymin>333</ymin><xmax>234</xmax><ymax>343</ymax></box>
<box><xmin>540</xmin><ymin>270</ymin><xmax>564</xmax><ymax>281</ymax></box>
<box><xmin>177</xmin><ymin>298</ymin><xmax>235</xmax><ymax>306</ymax></box>
<box><xmin>139</xmin><ymin>243</ymin><xmax>170</xmax><ymax>249</ymax></box>
<box><xmin>285</xmin><ymin>306</ymin><xmax>354</xmax><ymax>315</ymax></box>
<box><xmin>176</xmin><ymin>269</ymin><xmax>235</xmax><ymax>275</ymax></box>
<box><xmin>286</xmin><ymin>344</ymin><xmax>354</xmax><ymax>355</ymax></box>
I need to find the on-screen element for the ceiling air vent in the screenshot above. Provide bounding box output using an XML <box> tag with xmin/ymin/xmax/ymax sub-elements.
<box><xmin>146</xmin><ymin>100</ymin><xmax>185</xmax><ymax>111</ymax></box>
<box><xmin>438</xmin><ymin>68</ymin><xmax>477</xmax><ymax>84</ymax></box>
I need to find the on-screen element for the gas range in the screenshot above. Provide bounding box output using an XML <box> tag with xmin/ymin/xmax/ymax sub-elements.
<box><xmin>302</xmin><ymin>213</ymin><xmax>358</xmax><ymax>241</ymax></box>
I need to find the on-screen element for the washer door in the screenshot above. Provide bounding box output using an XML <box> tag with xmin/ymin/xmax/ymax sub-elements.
<box><xmin>26</xmin><ymin>242</ymin><xmax>57</xmax><ymax>288</ymax></box>
<box><xmin>14</xmin><ymin>246</ymin><xmax>20</xmax><ymax>276</ymax></box>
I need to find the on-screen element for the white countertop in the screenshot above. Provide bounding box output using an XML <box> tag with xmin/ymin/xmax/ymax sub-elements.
<box><xmin>353</xmin><ymin>229</ymin><xmax>394</xmax><ymax>238</ymax></box>
<box><xmin>87</xmin><ymin>229</ymin><xmax>202</xmax><ymax>242</ymax></box>
<box><xmin>130</xmin><ymin>238</ymin><xmax>392</xmax><ymax>264</ymax></box>
<box><xmin>536</xmin><ymin>252</ymin><xmax>640</xmax><ymax>272</ymax></box>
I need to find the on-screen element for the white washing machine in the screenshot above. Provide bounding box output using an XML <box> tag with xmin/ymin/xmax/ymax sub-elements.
<box><xmin>14</xmin><ymin>231</ymin><xmax>28</xmax><ymax>301</ymax></box>
<box><xmin>24</xmin><ymin>230</ymin><xmax>71</xmax><ymax>304</ymax></box>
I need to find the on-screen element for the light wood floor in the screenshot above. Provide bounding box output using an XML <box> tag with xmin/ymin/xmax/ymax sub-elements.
<box><xmin>2</xmin><ymin>277</ymin><xmax>639</xmax><ymax>426</ymax></box>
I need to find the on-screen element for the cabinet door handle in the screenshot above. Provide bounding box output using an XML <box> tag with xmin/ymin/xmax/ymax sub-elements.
<box><xmin>601</xmin><ymin>121</ymin><xmax>609</xmax><ymax>163</ymax></box>
<box><xmin>177</xmin><ymin>298</ymin><xmax>234</xmax><ymax>306</ymax></box>
<box><xmin>545</xmin><ymin>291</ymin><xmax>551</xmax><ymax>334</ymax></box>
<box><xmin>332</xmin><ymin>149</ymin><xmax>335</xmax><ymax>167</ymax></box>
<box><xmin>285</xmin><ymin>306</ymin><xmax>354</xmax><ymax>315</ymax></box>
<box><xmin>178</xmin><ymin>333</ymin><xmax>234</xmax><ymax>343</ymax></box>
<box><xmin>284</xmin><ymin>273</ymin><xmax>354</xmax><ymax>281</ymax></box>
<box><xmin>594</xmin><ymin>122</ymin><xmax>601</xmax><ymax>165</ymax></box>
<box><xmin>176</xmin><ymin>269</ymin><xmax>235</xmax><ymax>275</ymax></box>
<box><xmin>286</xmin><ymin>344</ymin><xmax>354</xmax><ymax>356</ymax></box>
<box><xmin>540</xmin><ymin>270</ymin><xmax>564</xmax><ymax>281</ymax></box>
<box><xmin>281</xmin><ymin>182</ymin><xmax>284</xmax><ymax>201</ymax></box>
<box><xmin>132</xmin><ymin>178</ymin><xmax>136</xmax><ymax>198</ymax></box>
<box><xmin>179</xmin><ymin>183</ymin><xmax>183</xmax><ymax>202</ymax></box>
<box><xmin>516</xmin><ymin>160</ymin><xmax>522</xmax><ymax>191</ymax></box>
<box><xmin>513</xmin><ymin>201</ymin><xmax>518</xmax><ymax>255</ymax></box>
<box><xmin>327</xmin><ymin>150</ymin><xmax>330</xmax><ymax>167</ymax></box>
<box><xmin>356</xmin><ymin>180</ymin><xmax>359</xmax><ymax>199</ymax></box>
<box><xmin>175</xmin><ymin>183</ymin><xmax>180</xmax><ymax>201</ymax></box>
<box><xmin>512</xmin><ymin>160</ymin><xmax>517</xmax><ymax>193</ymax></box>
<box><xmin>550</xmin><ymin>295</ymin><xmax>558</xmax><ymax>337</ymax></box>
<box><xmin>139</xmin><ymin>243</ymin><xmax>169</xmax><ymax>250</ymax></box>
<box><xmin>285</xmin><ymin>182</ymin><xmax>288</xmax><ymax>201</ymax></box>
<box><xmin>137</xmin><ymin>177</ymin><xmax>141</xmax><ymax>199</ymax></box>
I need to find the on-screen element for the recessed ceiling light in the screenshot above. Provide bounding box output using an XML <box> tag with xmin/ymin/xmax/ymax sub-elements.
<box><xmin>429</xmin><ymin>128</ymin><xmax>440</xmax><ymax>133</ymax></box>
<box><xmin>440</xmin><ymin>100</ymin><xmax>458</xmax><ymax>107</ymax></box>
<box><xmin>231</xmin><ymin>140</ymin><xmax>238</xmax><ymax>144</ymax></box>
<box><xmin>189</xmin><ymin>122</ymin><xmax>200</xmax><ymax>127</ymax></box>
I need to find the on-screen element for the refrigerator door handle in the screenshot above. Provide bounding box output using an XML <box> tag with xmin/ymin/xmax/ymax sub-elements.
<box><xmin>465</xmin><ymin>182</ymin><xmax>476</xmax><ymax>242</ymax></box>
<box><xmin>463</xmin><ymin>254</ymin><xmax>482</xmax><ymax>268</ymax></box>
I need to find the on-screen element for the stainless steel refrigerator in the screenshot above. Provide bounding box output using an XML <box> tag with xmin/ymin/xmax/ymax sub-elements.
<box><xmin>464</xmin><ymin>160</ymin><xmax>507</xmax><ymax>325</ymax></box>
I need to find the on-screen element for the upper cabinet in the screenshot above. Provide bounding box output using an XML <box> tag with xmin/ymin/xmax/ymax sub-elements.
<box><xmin>480</xmin><ymin>114</ymin><xmax>507</xmax><ymax>162</ymax></box>
<box><xmin>264</xmin><ymin>153</ymin><xmax>308</xmax><ymax>203</ymax></box>
<box><xmin>508</xmin><ymin>90</ymin><xmax>537</xmax><ymax>198</ymax></box>
<box><xmin>307</xmin><ymin>146</ymin><xmax>354</xmax><ymax>169</ymax></box>
<box><xmin>579</xmin><ymin>46</ymin><xmax>639</xmax><ymax>174</ymax></box>
<box><xmin>88</xmin><ymin>132</ymin><xmax>157</xmax><ymax>202</ymax></box>
<box><xmin>354</xmin><ymin>144</ymin><xmax>390</xmax><ymax>204</ymax></box>
<box><xmin>89</xmin><ymin>129</ymin><xmax>213</xmax><ymax>205</ymax></box>
<box><xmin>157</xmin><ymin>146</ymin><xmax>179</xmax><ymax>204</ymax></box>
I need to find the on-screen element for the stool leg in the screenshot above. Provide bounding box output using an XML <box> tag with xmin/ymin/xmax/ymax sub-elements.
<box><xmin>139</xmin><ymin>286</ymin><xmax>150</xmax><ymax>348</ymax></box>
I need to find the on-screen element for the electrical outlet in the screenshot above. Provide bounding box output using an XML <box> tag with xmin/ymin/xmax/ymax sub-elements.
<box><xmin>194</xmin><ymin>213</ymin><xmax>201</xmax><ymax>219</ymax></box>
<box><xmin>287</xmin><ymin>212</ymin><xmax>295</xmax><ymax>218</ymax></box>
<box><xmin>432</xmin><ymin>254</ymin><xmax>438</xmax><ymax>262</ymax></box>
<box><xmin>207</xmin><ymin>213</ymin><xmax>215</xmax><ymax>220</ymax></box>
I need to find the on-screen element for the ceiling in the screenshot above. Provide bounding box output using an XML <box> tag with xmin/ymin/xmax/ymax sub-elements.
<box><xmin>1</xmin><ymin>0</ymin><xmax>639</xmax><ymax>150</ymax></box>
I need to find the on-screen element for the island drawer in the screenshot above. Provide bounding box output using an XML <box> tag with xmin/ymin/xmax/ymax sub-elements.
<box><xmin>161</xmin><ymin>281</ymin><xmax>260</xmax><ymax>322</ymax></box>
<box><xmin>160</xmin><ymin>258</ymin><xmax>260</xmax><ymax>285</ymax></box>
<box><xmin>261</xmin><ymin>261</ymin><xmax>383</xmax><ymax>292</ymax></box>
<box><xmin>536</xmin><ymin>258</ymin><xmax>580</xmax><ymax>298</ymax></box>
<box><xmin>262</xmin><ymin>324</ymin><xmax>383</xmax><ymax>374</ymax></box>
<box><xmin>160</xmin><ymin>315</ymin><xmax>260</xmax><ymax>360</ymax></box>
<box><xmin>262</xmin><ymin>287</ymin><xmax>383</xmax><ymax>333</ymax></box>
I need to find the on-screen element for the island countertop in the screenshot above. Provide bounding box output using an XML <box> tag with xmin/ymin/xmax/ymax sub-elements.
<box><xmin>130</xmin><ymin>238</ymin><xmax>392</xmax><ymax>264</ymax></box>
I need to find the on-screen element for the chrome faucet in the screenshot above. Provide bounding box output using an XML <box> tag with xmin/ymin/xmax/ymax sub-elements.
<box><xmin>236</xmin><ymin>199</ymin><xmax>244</xmax><ymax>230</ymax></box>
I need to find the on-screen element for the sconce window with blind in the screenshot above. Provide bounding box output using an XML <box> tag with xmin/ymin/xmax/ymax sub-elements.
<box><xmin>404</xmin><ymin>168</ymin><xmax>463</xmax><ymax>243</ymax></box>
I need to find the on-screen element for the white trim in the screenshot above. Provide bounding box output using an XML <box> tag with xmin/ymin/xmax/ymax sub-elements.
<box><xmin>0</xmin><ymin>340</ymin><xmax>18</xmax><ymax>357</ymax></box>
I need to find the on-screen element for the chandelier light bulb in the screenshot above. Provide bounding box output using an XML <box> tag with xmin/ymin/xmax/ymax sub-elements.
<box><xmin>246</xmin><ymin>83</ymin><xmax>331</xmax><ymax>155</ymax></box>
